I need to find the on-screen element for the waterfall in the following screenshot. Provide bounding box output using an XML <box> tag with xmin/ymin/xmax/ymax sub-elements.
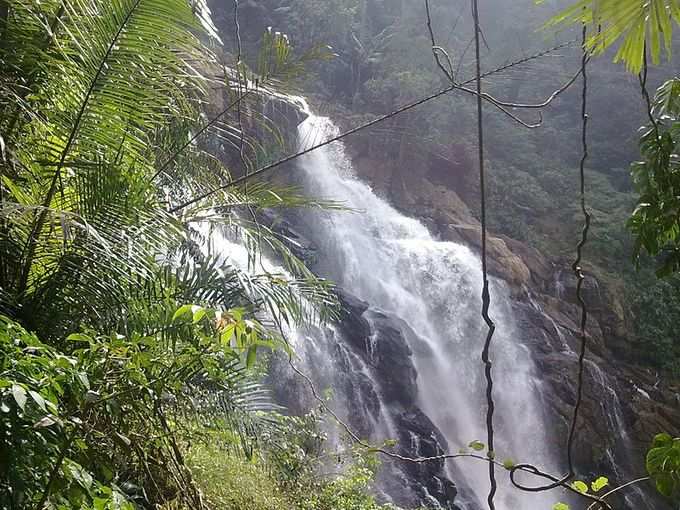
<box><xmin>286</xmin><ymin>105</ymin><xmax>565</xmax><ymax>510</ymax></box>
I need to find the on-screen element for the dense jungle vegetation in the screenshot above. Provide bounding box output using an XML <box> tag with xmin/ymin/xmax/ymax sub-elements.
<box><xmin>1</xmin><ymin>0</ymin><xmax>680</xmax><ymax>509</ymax></box>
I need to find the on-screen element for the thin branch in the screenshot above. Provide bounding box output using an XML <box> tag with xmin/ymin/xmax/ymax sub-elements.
<box><xmin>508</xmin><ymin>463</ymin><xmax>613</xmax><ymax>510</ymax></box>
<box><xmin>639</xmin><ymin>49</ymin><xmax>659</xmax><ymax>135</ymax></box>
<box><xmin>585</xmin><ymin>477</ymin><xmax>651</xmax><ymax>510</ymax></box>
<box><xmin>424</xmin><ymin>0</ymin><xmax>581</xmax><ymax>129</ymax></box>
<box><xmin>567</xmin><ymin>22</ymin><xmax>592</xmax><ymax>478</ymax></box>
<box><xmin>480</xmin><ymin>63</ymin><xmax>586</xmax><ymax>109</ymax></box>
<box><xmin>425</xmin><ymin>0</ymin><xmax>455</xmax><ymax>82</ymax></box>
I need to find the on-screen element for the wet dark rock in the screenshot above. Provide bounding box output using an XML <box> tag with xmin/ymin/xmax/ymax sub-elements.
<box><xmin>336</xmin><ymin>361</ymin><xmax>381</xmax><ymax>438</ymax></box>
<box><xmin>337</xmin><ymin>290</ymin><xmax>427</xmax><ymax>407</ymax></box>
<box><xmin>335</xmin><ymin>288</ymin><xmax>457</xmax><ymax>509</ymax></box>
<box><xmin>393</xmin><ymin>409</ymin><xmax>457</xmax><ymax>509</ymax></box>
<box><xmin>336</xmin><ymin>288</ymin><xmax>372</xmax><ymax>343</ymax></box>
<box><xmin>258</xmin><ymin>209</ymin><xmax>318</xmax><ymax>264</ymax></box>
<box><xmin>364</xmin><ymin>310</ymin><xmax>419</xmax><ymax>405</ymax></box>
<box><xmin>262</xmin><ymin>94</ymin><xmax>309</xmax><ymax>131</ymax></box>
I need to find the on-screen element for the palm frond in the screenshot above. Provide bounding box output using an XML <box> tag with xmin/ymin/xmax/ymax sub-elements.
<box><xmin>545</xmin><ymin>0</ymin><xmax>680</xmax><ymax>72</ymax></box>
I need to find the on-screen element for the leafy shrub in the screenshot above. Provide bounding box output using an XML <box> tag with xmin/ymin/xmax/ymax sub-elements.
<box><xmin>647</xmin><ymin>433</ymin><xmax>680</xmax><ymax>501</ymax></box>
<box><xmin>0</xmin><ymin>308</ymin><xmax>276</xmax><ymax>509</ymax></box>
<box><xmin>184</xmin><ymin>444</ymin><xmax>294</xmax><ymax>510</ymax></box>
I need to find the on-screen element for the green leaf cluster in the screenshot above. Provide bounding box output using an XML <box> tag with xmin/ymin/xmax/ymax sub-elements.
<box><xmin>0</xmin><ymin>308</ymin><xmax>280</xmax><ymax>508</ymax></box>
<box><xmin>647</xmin><ymin>433</ymin><xmax>680</xmax><ymax>500</ymax></box>
<box><xmin>628</xmin><ymin>78</ymin><xmax>680</xmax><ymax>276</ymax></box>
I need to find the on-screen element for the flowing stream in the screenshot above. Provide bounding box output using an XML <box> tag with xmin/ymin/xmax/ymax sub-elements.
<box><xmin>284</xmin><ymin>104</ymin><xmax>564</xmax><ymax>510</ymax></box>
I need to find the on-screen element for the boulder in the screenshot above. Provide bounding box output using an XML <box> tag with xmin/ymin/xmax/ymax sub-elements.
<box><xmin>394</xmin><ymin>408</ymin><xmax>458</xmax><ymax>509</ymax></box>
<box><xmin>364</xmin><ymin>309</ymin><xmax>419</xmax><ymax>405</ymax></box>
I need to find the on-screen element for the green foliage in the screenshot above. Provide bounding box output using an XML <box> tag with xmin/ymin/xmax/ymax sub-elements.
<box><xmin>308</xmin><ymin>462</ymin><xmax>392</xmax><ymax>510</ymax></box>
<box><xmin>629</xmin><ymin>78</ymin><xmax>680</xmax><ymax>276</ymax></box>
<box><xmin>183</xmin><ymin>444</ymin><xmax>294</xmax><ymax>510</ymax></box>
<box><xmin>0</xmin><ymin>1</ymin><xmax>342</xmax><ymax>507</ymax></box>
<box><xmin>468</xmin><ymin>440</ymin><xmax>486</xmax><ymax>451</ymax></box>
<box><xmin>629</xmin><ymin>271</ymin><xmax>680</xmax><ymax>374</ymax></box>
<box><xmin>591</xmin><ymin>476</ymin><xmax>610</xmax><ymax>492</ymax></box>
<box><xmin>647</xmin><ymin>433</ymin><xmax>680</xmax><ymax>500</ymax></box>
<box><xmin>550</xmin><ymin>475</ymin><xmax>609</xmax><ymax>510</ymax></box>
<box><xmin>0</xmin><ymin>0</ymin><xmax>338</xmax><ymax>340</ymax></box>
<box><xmin>0</xmin><ymin>308</ymin><xmax>279</xmax><ymax>508</ymax></box>
<box><xmin>164</xmin><ymin>412</ymin><xmax>398</xmax><ymax>510</ymax></box>
<box><xmin>502</xmin><ymin>458</ymin><xmax>516</xmax><ymax>470</ymax></box>
<box><xmin>262</xmin><ymin>411</ymin><xmax>396</xmax><ymax>510</ymax></box>
<box><xmin>545</xmin><ymin>0</ymin><xmax>680</xmax><ymax>72</ymax></box>
<box><xmin>571</xmin><ymin>480</ymin><xmax>589</xmax><ymax>494</ymax></box>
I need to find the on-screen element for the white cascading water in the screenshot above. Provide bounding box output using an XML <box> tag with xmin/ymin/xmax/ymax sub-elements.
<box><xmin>289</xmin><ymin>103</ymin><xmax>563</xmax><ymax>510</ymax></box>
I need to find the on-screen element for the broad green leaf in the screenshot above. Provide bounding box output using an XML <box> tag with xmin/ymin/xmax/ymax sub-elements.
<box><xmin>33</xmin><ymin>415</ymin><xmax>58</xmax><ymax>428</ymax></box>
<box><xmin>192</xmin><ymin>306</ymin><xmax>207</xmax><ymax>324</ymax></box>
<box><xmin>66</xmin><ymin>333</ymin><xmax>93</xmax><ymax>343</ymax></box>
<box><xmin>246</xmin><ymin>345</ymin><xmax>258</xmax><ymax>368</ymax></box>
<box><xmin>502</xmin><ymin>458</ymin><xmax>516</xmax><ymax>470</ymax></box>
<box><xmin>646</xmin><ymin>432</ymin><xmax>680</xmax><ymax>498</ymax></box>
<box><xmin>468</xmin><ymin>440</ymin><xmax>486</xmax><ymax>451</ymax></box>
<box><xmin>652</xmin><ymin>432</ymin><xmax>673</xmax><ymax>448</ymax></box>
<box><xmin>94</xmin><ymin>498</ymin><xmax>108</xmax><ymax>510</ymax></box>
<box><xmin>77</xmin><ymin>372</ymin><xmax>90</xmax><ymax>390</ymax></box>
<box><xmin>11</xmin><ymin>384</ymin><xmax>27</xmax><ymax>411</ymax></box>
<box><xmin>542</xmin><ymin>0</ymin><xmax>680</xmax><ymax>73</ymax></box>
<box><xmin>28</xmin><ymin>390</ymin><xmax>47</xmax><ymax>411</ymax></box>
<box><xmin>172</xmin><ymin>304</ymin><xmax>194</xmax><ymax>322</ymax></box>
<box><xmin>221</xmin><ymin>323</ymin><xmax>236</xmax><ymax>345</ymax></box>
<box><xmin>571</xmin><ymin>480</ymin><xmax>589</xmax><ymax>494</ymax></box>
<box><xmin>63</xmin><ymin>459</ymin><xmax>94</xmax><ymax>492</ymax></box>
<box><xmin>591</xmin><ymin>476</ymin><xmax>609</xmax><ymax>492</ymax></box>
<box><xmin>553</xmin><ymin>503</ymin><xmax>570</xmax><ymax>510</ymax></box>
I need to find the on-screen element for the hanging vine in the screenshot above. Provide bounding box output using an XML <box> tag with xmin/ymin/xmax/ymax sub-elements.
<box><xmin>469</xmin><ymin>0</ymin><xmax>498</xmax><ymax>508</ymax></box>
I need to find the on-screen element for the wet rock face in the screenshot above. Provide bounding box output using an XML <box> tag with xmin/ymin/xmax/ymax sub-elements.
<box><xmin>512</xmin><ymin>297</ymin><xmax>677</xmax><ymax>510</ymax></box>
<box><xmin>394</xmin><ymin>408</ymin><xmax>458</xmax><ymax>509</ymax></box>
<box><xmin>259</xmin><ymin>209</ymin><xmax>319</xmax><ymax>265</ymax></box>
<box><xmin>364</xmin><ymin>310</ymin><xmax>419</xmax><ymax>405</ymax></box>
<box><xmin>336</xmin><ymin>289</ymin><xmax>459</xmax><ymax>509</ymax></box>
